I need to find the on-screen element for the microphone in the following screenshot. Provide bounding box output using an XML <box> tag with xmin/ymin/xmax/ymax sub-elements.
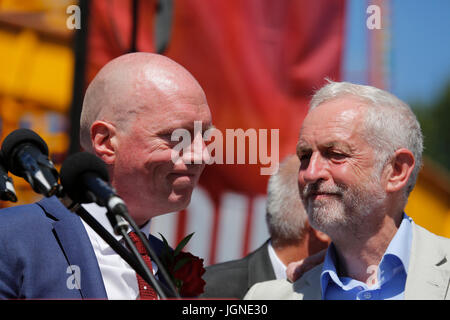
<box><xmin>1</xmin><ymin>129</ymin><xmax>60</xmax><ymax>197</ymax></box>
<box><xmin>59</xmin><ymin>151</ymin><xmax>129</xmax><ymax>226</ymax></box>
<box><xmin>0</xmin><ymin>152</ymin><xmax>17</xmax><ymax>202</ymax></box>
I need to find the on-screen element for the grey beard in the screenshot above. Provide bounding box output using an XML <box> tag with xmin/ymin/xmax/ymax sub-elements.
<box><xmin>302</xmin><ymin>177</ymin><xmax>386</xmax><ymax>240</ymax></box>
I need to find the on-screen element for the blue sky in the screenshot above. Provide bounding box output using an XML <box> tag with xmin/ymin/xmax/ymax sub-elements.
<box><xmin>343</xmin><ymin>0</ymin><xmax>450</xmax><ymax>106</ymax></box>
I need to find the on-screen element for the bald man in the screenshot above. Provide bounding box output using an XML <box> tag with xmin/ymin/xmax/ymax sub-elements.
<box><xmin>0</xmin><ymin>53</ymin><xmax>212</xmax><ymax>299</ymax></box>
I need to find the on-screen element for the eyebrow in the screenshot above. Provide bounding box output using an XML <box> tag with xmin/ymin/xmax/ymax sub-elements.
<box><xmin>158</xmin><ymin>123</ymin><xmax>215</xmax><ymax>135</ymax></box>
<box><xmin>296</xmin><ymin>141</ymin><xmax>310</xmax><ymax>155</ymax></box>
<box><xmin>296</xmin><ymin>141</ymin><xmax>353</xmax><ymax>154</ymax></box>
<box><xmin>322</xmin><ymin>141</ymin><xmax>352</xmax><ymax>153</ymax></box>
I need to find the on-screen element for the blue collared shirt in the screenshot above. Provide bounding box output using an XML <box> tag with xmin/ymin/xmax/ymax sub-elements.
<box><xmin>320</xmin><ymin>213</ymin><xmax>413</xmax><ymax>300</ymax></box>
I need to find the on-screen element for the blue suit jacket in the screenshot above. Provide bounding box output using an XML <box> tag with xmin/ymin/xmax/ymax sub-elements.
<box><xmin>0</xmin><ymin>196</ymin><xmax>167</xmax><ymax>299</ymax></box>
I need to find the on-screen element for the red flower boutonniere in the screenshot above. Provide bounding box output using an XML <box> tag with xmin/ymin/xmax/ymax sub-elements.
<box><xmin>159</xmin><ymin>232</ymin><xmax>206</xmax><ymax>297</ymax></box>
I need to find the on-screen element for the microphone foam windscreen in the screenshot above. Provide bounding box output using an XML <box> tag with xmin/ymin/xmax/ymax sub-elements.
<box><xmin>60</xmin><ymin>152</ymin><xmax>110</xmax><ymax>203</ymax></box>
<box><xmin>1</xmin><ymin>128</ymin><xmax>50</xmax><ymax>174</ymax></box>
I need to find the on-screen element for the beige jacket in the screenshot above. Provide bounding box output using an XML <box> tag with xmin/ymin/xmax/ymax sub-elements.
<box><xmin>244</xmin><ymin>223</ymin><xmax>450</xmax><ymax>300</ymax></box>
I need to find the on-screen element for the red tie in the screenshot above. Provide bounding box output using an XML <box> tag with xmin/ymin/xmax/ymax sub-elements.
<box><xmin>128</xmin><ymin>231</ymin><xmax>158</xmax><ymax>300</ymax></box>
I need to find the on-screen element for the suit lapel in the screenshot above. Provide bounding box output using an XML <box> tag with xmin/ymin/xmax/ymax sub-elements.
<box><xmin>248</xmin><ymin>240</ymin><xmax>277</xmax><ymax>289</ymax></box>
<box><xmin>292</xmin><ymin>263</ymin><xmax>323</xmax><ymax>300</ymax></box>
<box><xmin>38</xmin><ymin>197</ymin><xmax>107</xmax><ymax>299</ymax></box>
<box><xmin>285</xmin><ymin>223</ymin><xmax>450</xmax><ymax>300</ymax></box>
<box><xmin>148</xmin><ymin>234</ymin><xmax>173</xmax><ymax>290</ymax></box>
<box><xmin>405</xmin><ymin>223</ymin><xmax>450</xmax><ymax>300</ymax></box>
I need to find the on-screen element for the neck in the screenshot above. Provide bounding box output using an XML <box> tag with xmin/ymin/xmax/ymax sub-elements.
<box><xmin>332</xmin><ymin>212</ymin><xmax>402</xmax><ymax>283</ymax></box>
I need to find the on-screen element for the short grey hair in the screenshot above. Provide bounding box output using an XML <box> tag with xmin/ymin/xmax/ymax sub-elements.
<box><xmin>310</xmin><ymin>80</ymin><xmax>423</xmax><ymax>197</ymax></box>
<box><xmin>266</xmin><ymin>155</ymin><xmax>308</xmax><ymax>247</ymax></box>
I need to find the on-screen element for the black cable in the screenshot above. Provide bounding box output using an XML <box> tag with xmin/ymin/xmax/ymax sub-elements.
<box><xmin>154</xmin><ymin>0</ymin><xmax>173</xmax><ymax>54</ymax></box>
<box><xmin>68</xmin><ymin>0</ymin><xmax>89</xmax><ymax>155</ymax></box>
<box><xmin>110</xmin><ymin>212</ymin><xmax>168</xmax><ymax>300</ymax></box>
<box><xmin>73</xmin><ymin>204</ymin><xmax>175</xmax><ymax>298</ymax></box>
<box><xmin>116</xmin><ymin>207</ymin><xmax>181</xmax><ymax>298</ymax></box>
<box><xmin>129</xmin><ymin>0</ymin><xmax>139</xmax><ymax>52</ymax></box>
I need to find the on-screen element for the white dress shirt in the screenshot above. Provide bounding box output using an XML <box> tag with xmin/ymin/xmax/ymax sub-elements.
<box><xmin>267</xmin><ymin>240</ymin><xmax>287</xmax><ymax>280</ymax></box>
<box><xmin>80</xmin><ymin>203</ymin><xmax>158</xmax><ymax>300</ymax></box>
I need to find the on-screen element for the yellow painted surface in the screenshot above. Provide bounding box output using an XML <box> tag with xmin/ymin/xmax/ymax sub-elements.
<box><xmin>0</xmin><ymin>19</ymin><xmax>73</xmax><ymax>208</ymax></box>
<box><xmin>0</xmin><ymin>29</ymin><xmax>73</xmax><ymax>111</ymax></box>
<box><xmin>405</xmin><ymin>170</ymin><xmax>450</xmax><ymax>238</ymax></box>
<box><xmin>0</xmin><ymin>0</ymin><xmax>48</xmax><ymax>12</ymax></box>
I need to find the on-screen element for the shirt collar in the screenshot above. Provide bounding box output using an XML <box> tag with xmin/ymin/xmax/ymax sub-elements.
<box><xmin>81</xmin><ymin>202</ymin><xmax>152</xmax><ymax>241</ymax></box>
<box><xmin>382</xmin><ymin>213</ymin><xmax>413</xmax><ymax>273</ymax></box>
<box><xmin>81</xmin><ymin>203</ymin><xmax>158</xmax><ymax>276</ymax></box>
<box><xmin>320</xmin><ymin>213</ymin><xmax>413</xmax><ymax>296</ymax></box>
<box><xmin>267</xmin><ymin>240</ymin><xmax>288</xmax><ymax>280</ymax></box>
<box><xmin>321</xmin><ymin>242</ymin><xmax>354</xmax><ymax>295</ymax></box>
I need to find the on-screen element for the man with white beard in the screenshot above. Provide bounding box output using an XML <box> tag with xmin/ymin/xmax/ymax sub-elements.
<box><xmin>244</xmin><ymin>80</ymin><xmax>450</xmax><ymax>300</ymax></box>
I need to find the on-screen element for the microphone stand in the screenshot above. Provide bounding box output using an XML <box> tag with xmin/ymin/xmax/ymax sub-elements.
<box><xmin>105</xmin><ymin>209</ymin><xmax>180</xmax><ymax>300</ymax></box>
<box><xmin>114</xmin><ymin>206</ymin><xmax>181</xmax><ymax>299</ymax></box>
<box><xmin>68</xmin><ymin>202</ymin><xmax>179</xmax><ymax>299</ymax></box>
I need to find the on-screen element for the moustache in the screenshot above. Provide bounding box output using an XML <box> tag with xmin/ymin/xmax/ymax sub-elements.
<box><xmin>302</xmin><ymin>182</ymin><xmax>345</xmax><ymax>199</ymax></box>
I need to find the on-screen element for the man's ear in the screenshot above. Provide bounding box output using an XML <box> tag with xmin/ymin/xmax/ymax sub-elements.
<box><xmin>90</xmin><ymin>120</ymin><xmax>117</xmax><ymax>164</ymax></box>
<box><xmin>385</xmin><ymin>148</ymin><xmax>415</xmax><ymax>193</ymax></box>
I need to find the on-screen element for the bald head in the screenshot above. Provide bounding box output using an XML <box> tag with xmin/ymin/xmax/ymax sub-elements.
<box><xmin>79</xmin><ymin>53</ymin><xmax>212</xmax><ymax>223</ymax></box>
<box><xmin>80</xmin><ymin>53</ymin><xmax>206</xmax><ymax>151</ymax></box>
